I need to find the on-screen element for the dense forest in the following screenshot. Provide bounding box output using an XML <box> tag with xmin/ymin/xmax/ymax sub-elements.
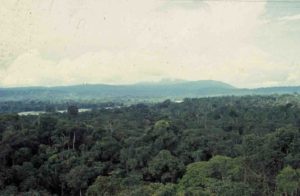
<box><xmin>0</xmin><ymin>95</ymin><xmax>300</xmax><ymax>195</ymax></box>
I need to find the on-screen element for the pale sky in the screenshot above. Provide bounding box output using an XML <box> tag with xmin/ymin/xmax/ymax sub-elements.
<box><xmin>1</xmin><ymin>0</ymin><xmax>300</xmax><ymax>88</ymax></box>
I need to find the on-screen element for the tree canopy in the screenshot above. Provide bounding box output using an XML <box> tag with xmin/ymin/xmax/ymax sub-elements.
<box><xmin>0</xmin><ymin>95</ymin><xmax>300</xmax><ymax>195</ymax></box>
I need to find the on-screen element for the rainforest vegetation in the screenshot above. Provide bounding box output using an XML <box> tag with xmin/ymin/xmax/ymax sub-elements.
<box><xmin>0</xmin><ymin>95</ymin><xmax>300</xmax><ymax>195</ymax></box>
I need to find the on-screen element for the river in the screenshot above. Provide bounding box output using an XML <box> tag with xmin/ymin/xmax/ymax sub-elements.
<box><xmin>18</xmin><ymin>108</ymin><xmax>92</xmax><ymax>116</ymax></box>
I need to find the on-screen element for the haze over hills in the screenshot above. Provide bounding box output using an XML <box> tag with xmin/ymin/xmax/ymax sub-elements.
<box><xmin>1</xmin><ymin>80</ymin><xmax>300</xmax><ymax>102</ymax></box>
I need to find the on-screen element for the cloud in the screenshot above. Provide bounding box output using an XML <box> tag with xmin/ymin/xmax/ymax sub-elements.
<box><xmin>279</xmin><ymin>14</ymin><xmax>300</xmax><ymax>22</ymax></box>
<box><xmin>2</xmin><ymin>0</ymin><xmax>297</xmax><ymax>88</ymax></box>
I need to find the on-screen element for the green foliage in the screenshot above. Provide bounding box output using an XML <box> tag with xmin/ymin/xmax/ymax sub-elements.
<box><xmin>0</xmin><ymin>95</ymin><xmax>300</xmax><ymax>195</ymax></box>
<box><xmin>67</xmin><ymin>105</ymin><xmax>79</xmax><ymax>116</ymax></box>
<box><xmin>0</xmin><ymin>185</ymin><xmax>18</xmax><ymax>195</ymax></box>
<box><xmin>276</xmin><ymin>166</ymin><xmax>300</xmax><ymax>195</ymax></box>
<box><xmin>147</xmin><ymin>150</ymin><xmax>185</xmax><ymax>183</ymax></box>
<box><xmin>178</xmin><ymin>156</ymin><xmax>253</xmax><ymax>195</ymax></box>
<box><xmin>153</xmin><ymin>183</ymin><xmax>177</xmax><ymax>196</ymax></box>
<box><xmin>154</xmin><ymin>120</ymin><xmax>170</xmax><ymax>130</ymax></box>
<box><xmin>86</xmin><ymin>176</ymin><xmax>123</xmax><ymax>196</ymax></box>
<box><xmin>65</xmin><ymin>165</ymin><xmax>93</xmax><ymax>194</ymax></box>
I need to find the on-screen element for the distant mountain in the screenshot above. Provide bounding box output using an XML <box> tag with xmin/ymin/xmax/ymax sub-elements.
<box><xmin>0</xmin><ymin>80</ymin><xmax>299</xmax><ymax>102</ymax></box>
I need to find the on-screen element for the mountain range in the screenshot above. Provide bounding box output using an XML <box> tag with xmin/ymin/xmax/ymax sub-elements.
<box><xmin>0</xmin><ymin>80</ymin><xmax>300</xmax><ymax>102</ymax></box>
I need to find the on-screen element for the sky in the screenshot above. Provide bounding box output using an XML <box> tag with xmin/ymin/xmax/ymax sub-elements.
<box><xmin>0</xmin><ymin>0</ymin><xmax>300</xmax><ymax>88</ymax></box>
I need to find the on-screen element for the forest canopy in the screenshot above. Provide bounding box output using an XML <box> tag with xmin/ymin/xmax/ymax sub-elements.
<box><xmin>0</xmin><ymin>95</ymin><xmax>300</xmax><ymax>195</ymax></box>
